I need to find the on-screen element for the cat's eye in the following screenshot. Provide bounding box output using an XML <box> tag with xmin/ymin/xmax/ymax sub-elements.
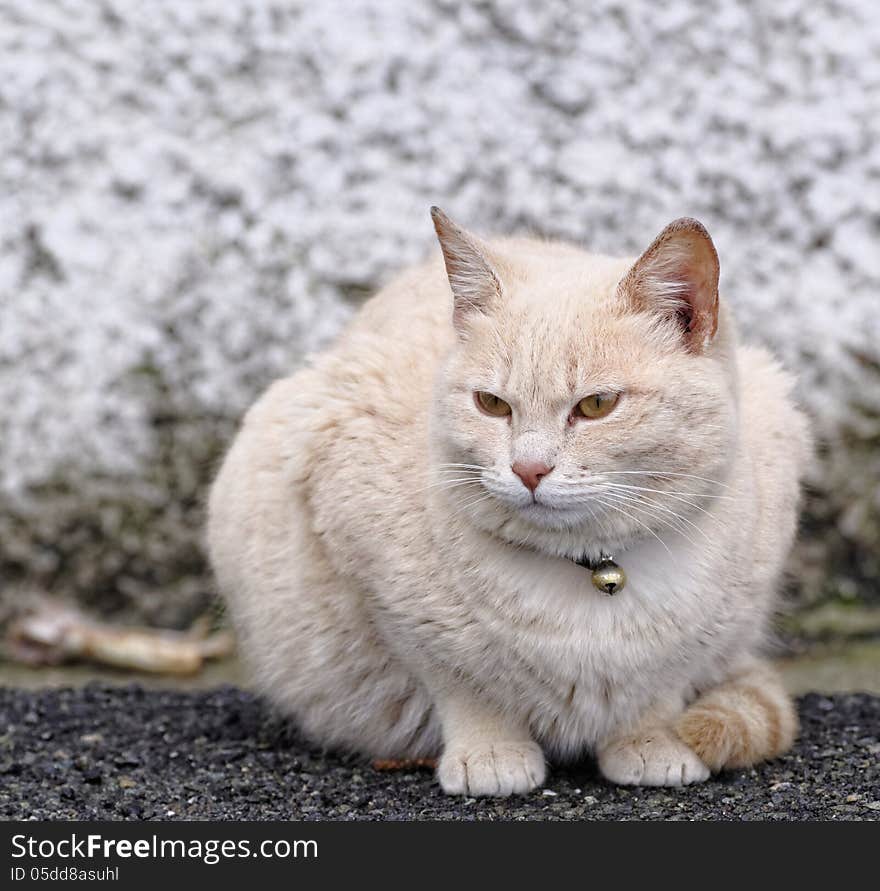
<box><xmin>573</xmin><ymin>392</ymin><xmax>619</xmax><ymax>420</ymax></box>
<box><xmin>474</xmin><ymin>391</ymin><xmax>512</xmax><ymax>417</ymax></box>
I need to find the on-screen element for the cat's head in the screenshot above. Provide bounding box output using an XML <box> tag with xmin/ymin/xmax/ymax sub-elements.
<box><xmin>430</xmin><ymin>208</ymin><xmax>738</xmax><ymax>559</ymax></box>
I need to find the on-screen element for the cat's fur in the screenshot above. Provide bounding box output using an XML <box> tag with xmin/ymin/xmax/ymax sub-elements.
<box><xmin>208</xmin><ymin>209</ymin><xmax>810</xmax><ymax>795</ymax></box>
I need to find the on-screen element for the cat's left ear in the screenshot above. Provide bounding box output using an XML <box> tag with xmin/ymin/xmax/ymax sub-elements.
<box><xmin>431</xmin><ymin>207</ymin><xmax>503</xmax><ymax>334</ymax></box>
<box><xmin>618</xmin><ymin>218</ymin><xmax>720</xmax><ymax>353</ymax></box>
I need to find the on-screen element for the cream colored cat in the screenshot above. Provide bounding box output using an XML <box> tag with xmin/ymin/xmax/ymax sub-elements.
<box><xmin>208</xmin><ymin>209</ymin><xmax>810</xmax><ymax>796</ymax></box>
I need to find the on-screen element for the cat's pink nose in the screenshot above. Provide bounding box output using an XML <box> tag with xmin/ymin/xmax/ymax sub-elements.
<box><xmin>511</xmin><ymin>461</ymin><xmax>554</xmax><ymax>493</ymax></box>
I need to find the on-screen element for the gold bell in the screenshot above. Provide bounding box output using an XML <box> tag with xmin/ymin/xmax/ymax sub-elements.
<box><xmin>591</xmin><ymin>559</ymin><xmax>626</xmax><ymax>596</ymax></box>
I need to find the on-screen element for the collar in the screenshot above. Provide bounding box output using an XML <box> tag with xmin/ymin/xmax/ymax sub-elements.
<box><xmin>571</xmin><ymin>553</ymin><xmax>626</xmax><ymax>596</ymax></box>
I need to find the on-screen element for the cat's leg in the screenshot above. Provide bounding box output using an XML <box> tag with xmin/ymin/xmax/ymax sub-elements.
<box><xmin>597</xmin><ymin>721</ymin><xmax>710</xmax><ymax>788</ymax></box>
<box><xmin>674</xmin><ymin>659</ymin><xmax>798</xmax><ymax>771</ymax></box>
<box><xmin>597</xmin><ymin>659</ymin><xmax>797</xmax><ymax>787</ymax></box>
<box><xmin>208</xmin><ymin>392</ymin><xmax>441</xmax><ymax>761</ymax></box>
<box><xmin>434</xmin><ymin>691</ymin><xmax>546</xmax><ymax>796</ymax></box>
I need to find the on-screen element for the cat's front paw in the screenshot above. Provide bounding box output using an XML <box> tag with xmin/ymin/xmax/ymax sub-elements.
<box><xmin>598</xmin><ymin>728</ymin><xmax>710</xmax><ymax>787</ymax></box>
<box><xmin>437</xmin><ymin>740</ymin><xmax>547</xmax><ymax>796</ymax></box>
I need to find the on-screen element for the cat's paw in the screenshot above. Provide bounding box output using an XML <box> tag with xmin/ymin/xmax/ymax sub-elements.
<box><xmin>437</xmin><ymin>740</ymin><xmax>547</xmax><ymax>796</ymax></box>
<box><xmin>598</xmin><ymin>728</ymin><xmax>710</xmax><ymax>787</ymax></box>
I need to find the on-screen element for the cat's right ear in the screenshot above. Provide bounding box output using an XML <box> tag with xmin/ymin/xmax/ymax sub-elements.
<box><xmin>617</xmin><ymin>218</ymin><xmax>720</xmax><ymax>353</ymax></box>
<box><xmin>431</xmin><ymin>207</ymin><xmax>503</xmax><ymax>333</ymax></box>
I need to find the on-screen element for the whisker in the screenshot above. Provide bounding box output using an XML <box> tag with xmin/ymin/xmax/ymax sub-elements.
<box><xmin>580</xmin><ymin>499</ymin><xmax>615</xmax><ymax>545</ymax></box>
<box><xmin>417</xmin><ymin>478</ymin><xmax>484</xmax><ymax>493</ymax></box>
<box><xmin>598</xmin><ymin>470</ymin><xmax>732</xmax><ymax>489</ymax></box>
<box><xmin>592</xmin><ymin>495</ymin><xmax>672</xmax><ymax>556</ymax></box>
<box><xmin>592</xmin><ymin>489</ymin><xmax>701</xmax><ymax>545</ymax></box>
<box><xmin>436</xmin><ymin>462</ymin><xmax>486</xmax><ymax>470</ymax></box>
<box><xmin>597</xmin><ymin>489</ymin><xmax>709</xmax><ymax>545</ymax></box>
<box><xmin>609</xmin><ymin>490</ymin><xmax>721</xmax><ymax>522</ymax></box>
<box><xmin>596</xmin><ymin>482</ymin><xmax>734</xmax><ymax>502</ymax></box>
<box><xmin>450</xmin><ymin>492</ymin><xmax>496</xmax><ymax>519</ymax></box>
<box><xmin>432</xmin><ymin>471</ymin><xmax>484</xmax><ymax>478</ymax></box>
<box><xmin>598</xmin><ymin>484</ymin><xmax>732</xmax><ymax>520</ymax></box>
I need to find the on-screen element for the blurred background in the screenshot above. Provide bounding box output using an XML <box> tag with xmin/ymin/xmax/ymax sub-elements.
<box><xmin>1</xmin><ymin>0</ymin><xmax>878</xmax><ymax>689</ymax></box>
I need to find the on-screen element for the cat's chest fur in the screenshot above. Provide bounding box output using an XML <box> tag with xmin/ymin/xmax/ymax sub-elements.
<box><xmin>333</xmin><ymin>499</ymin><xmax>754</xmax><ymax>751</ymax></box>
<box><xmin>481</xmin><ymin>542</ymin><xmax>744</xmax><ymax>738</ymax></box>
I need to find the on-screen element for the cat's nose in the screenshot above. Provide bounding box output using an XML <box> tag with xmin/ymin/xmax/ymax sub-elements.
<box><xmin>511</xmin><ymin>461</ymin><xmax>554</xmax><ymax>493</ymax></box>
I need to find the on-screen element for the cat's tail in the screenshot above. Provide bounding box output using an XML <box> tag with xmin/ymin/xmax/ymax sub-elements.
<box><xmin>675</xmin><ymin>660</ymin><xmax>798</xmax><ymax>771</ymax></box>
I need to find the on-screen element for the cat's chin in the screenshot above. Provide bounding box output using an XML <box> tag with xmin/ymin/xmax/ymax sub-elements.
<box><xmin>514</xmin><ymin>501</ymin><xmax>593</xmax><ymax>531</ymax></box>
<box><xmin>468</xmin><ymin>498</ymin><xmax>631</xmax><ymax>561</ymax></box>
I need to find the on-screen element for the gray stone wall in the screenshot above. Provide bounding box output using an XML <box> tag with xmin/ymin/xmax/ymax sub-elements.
<box><xmin>2</xmin><ymin>1</ymin><xmax>878</xmax><ymax>626</ymax></box>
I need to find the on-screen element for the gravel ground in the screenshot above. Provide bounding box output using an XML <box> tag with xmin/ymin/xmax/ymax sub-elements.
<box><xmin>1</xmin><ymin>686</ymin><xmax>877</xmax><ymax>821</ymax></box>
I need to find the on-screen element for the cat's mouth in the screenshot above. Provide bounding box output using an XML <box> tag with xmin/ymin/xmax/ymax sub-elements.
<box><xmin>474</xmin><ymin>480</ymin><xmax>607</xmax><ymax>531</ymax></box>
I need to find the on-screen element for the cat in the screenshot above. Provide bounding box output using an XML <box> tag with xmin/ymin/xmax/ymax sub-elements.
<box><xmin>207</xmin><ymin>208</ymin><xmax>811</xmax><ymax>795</ymax></box>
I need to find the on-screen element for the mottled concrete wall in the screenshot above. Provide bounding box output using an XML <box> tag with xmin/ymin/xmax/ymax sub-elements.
<box><xmin>2</xmin><ymin>1</ymin><xmax>878</xmax><ymax>625</ymax></box>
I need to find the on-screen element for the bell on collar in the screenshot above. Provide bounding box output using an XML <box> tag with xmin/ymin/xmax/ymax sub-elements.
<box><xmin>591</xmin><ymin>558</ymin><xmax>626</xmax><ymax>596</ymax></box>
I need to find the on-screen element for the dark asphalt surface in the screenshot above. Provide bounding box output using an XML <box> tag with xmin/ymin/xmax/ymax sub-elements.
<box><xmin>1</xmin><ymin>686</ymin><xmax>877</xmax><ymax>820</ymax></box>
